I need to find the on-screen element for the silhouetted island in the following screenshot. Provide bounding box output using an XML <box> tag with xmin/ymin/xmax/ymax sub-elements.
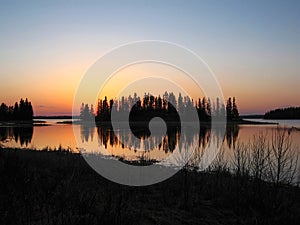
<box><xmin>0</xmin><ymin>98</ymin><xmax>33</xmax><ymax>121</ymax></box>
<box><xmin>264</xmin><ymin>106</ymin><xmax>300</xmax><ymax>119</ymax></box>
<box><xmin>80</xmin><ymin>93</ymin><xmax>240</xmax><ymax>124</ymax></box>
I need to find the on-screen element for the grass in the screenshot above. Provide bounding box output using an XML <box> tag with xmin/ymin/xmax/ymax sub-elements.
<box><xmin>0</xmin><ymin>147</ymin><xmax>299</xmax><ymax>225</ymax></box>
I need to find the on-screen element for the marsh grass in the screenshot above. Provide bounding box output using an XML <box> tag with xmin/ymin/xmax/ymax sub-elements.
<box><xmin>0</xmin><ymin>127</ymin><xmax>299</xmax><ymax>225</ymax></box>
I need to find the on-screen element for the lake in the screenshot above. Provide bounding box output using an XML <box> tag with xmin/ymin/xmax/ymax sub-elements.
<box><xmin>1</xmin><ymin>118</ymin><xmax>299</xmax><ymax>182</ymax></box>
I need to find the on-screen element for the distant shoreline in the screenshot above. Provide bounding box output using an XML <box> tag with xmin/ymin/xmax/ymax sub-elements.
<box><xmin>34</xmin><ymin>115</ymin><xmax>78</xmax><ymax>119</ymax></box>
<box><xmin>77</xmin><ymin>119</ymin><xmax>278</xmax><ymax>126</ymax></box>
<box><xmin>0</xmin><ymin>118</ymin><xmax>278</xmax><ymax>126</ymax></box>
<box><xmin>236</xmin><ymin>119</ymin><xmax>278</xmax><ymax>125</ymax></box>
<box><xmin>0</xmin><ymin>120</ymin><xmax>50</xmax><ymax>127</ymax></box>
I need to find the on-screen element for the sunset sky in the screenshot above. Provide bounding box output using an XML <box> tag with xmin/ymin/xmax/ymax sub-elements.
<box><xmin>0</xmin><ymin>0</ymin><xmax>299</xmax><ymax>115</ymax></box>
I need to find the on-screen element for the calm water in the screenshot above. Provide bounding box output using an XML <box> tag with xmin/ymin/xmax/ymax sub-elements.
<box><xmin>1</xmin><ymin>119</ymin><xmax>299</xmax><ymax>155</ymax></box>
<box><xmin>1</xmin><ymin>118</ymin><xmax>299</xmax><ymax>181</ymax></box>
<box><xmin>244</xmin><ymin>118</ymin><xmax>300</xmax><ymax>128</ymax></box>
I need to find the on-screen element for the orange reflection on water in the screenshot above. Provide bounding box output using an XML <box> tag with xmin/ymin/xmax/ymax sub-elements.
<box><xmin>32</xmin><ymin>124</ymin><xmax>77</xmax><ymax>150</ymax></box>
<box><xmin>237</xmin><ymin>125</ymin><xmax>300</xmax><ymax>147</ymax></box>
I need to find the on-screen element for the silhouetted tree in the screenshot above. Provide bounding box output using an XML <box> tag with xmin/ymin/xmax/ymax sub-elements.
<box><xmin>226</xmin><ymin>97</ymin><xmax>232</xmax><ymax>121</ymax></box>
<box><xmin>226</xmin><ymin>97</ymin><xmax>240</xmax><ymax>121</ymax></box>
<box><xmin>215</xmin><ymin>97</ymin><xmax>220</xmax><ymax>118</ymax></box>
<box><xmin>94</xmin><ymin>93</ymin><xmax>239</xmax><ymax>125</ymax></box>
<box><xmin>232</xmin><ymin>97</ymin><xmax>239</xmax><ymax>120</ymax></box>
<box><xmin>267</xmin><ymin>128</ymin><xmax>298</xmax><ymax>185</ymax></box>
<box><xmin>80</xmin><ymin>103</ymin><xmax>94</xmax><ymax>121</ymax></box>
<box><xmin>207</xmin><ymin>98</ymin><xmax>211</xmax><ymax>118</ymax></box>
<box><xmin>0</xmin><ymin>103</ymin><xmax>9</xmax><ymax>120</ymax></box>
<box><xmin>0</xmin><ymin>98</ymin><xmax>33</xmax><ymax>121</ymax></box>
<box><xmin>13</xmin><ymin>102</ymin><xmax>19</xmax><ymax>119</ymax></box>
<box><xmin>157</xmin><ymin>95</ymin><xmax>162</xmax><ymax>111</ymax></box>
<box><xmin>178</xmin><ymin>93</ymin><xmax>183</xmax><ymax>114</ymax></box>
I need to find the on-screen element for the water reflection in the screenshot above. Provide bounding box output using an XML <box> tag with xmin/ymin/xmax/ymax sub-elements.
<box><xmin>79</xmin><ymin>123</ymin><xmax>238</xmax><ymax>154</ymax></box>
<box><xmin>95</xmin><ymin>125</ymin><xmax>181</xmax><ymax>153</ymax></box>
<box><xmin>80</xmin><ymin>123</ymin><xmax>95</xmax><ymax>143</ymax></box>
<box><xmin>226</xmin><ymin>123</ymin><xmax>240</xmax><ymax>148</ymax></box>
<box><xmin>75</xmin><ymin>121</ymin><xmax>244</xmax><ymax>172</ymax></box>
<box><xmin>0</xmin><ymin>126</ymin><xmax>33</xmax><ymax>147</ymax></box>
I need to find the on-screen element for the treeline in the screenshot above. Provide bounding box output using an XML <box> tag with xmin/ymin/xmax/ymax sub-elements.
<box><xmin>264</xmin><ymin>106</ymin><xmax>300</xmax><ymax>119</ymax></box>
<box><xmin>0</xmin><ymin>98</ymin><xmax>33</xmax><ymax>121</ymax></box>
<box><xmin>79</xmin><ymin>103</ymin><xmax>95</xmax><ymax>120</ymax></box>
<box><xmin>80</xmin><ymin>92</ymin><xmax>240</xmax><ymax>122</ymax></box>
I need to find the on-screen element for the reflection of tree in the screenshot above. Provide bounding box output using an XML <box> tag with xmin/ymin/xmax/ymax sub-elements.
<box><xmin>91</xmin><ymin>122</ymin><xmax>239</xmax><ymax>162</ymax></box>
<box><xmin>97</xmin><ymin>126</ymin><xmax>114</xmax><ymax>149</ymax></box>
<box><xmin>95</xmin><ymin>125</ymin><xmax>181</xmax><ymax>153</ymax></box>
<box><xmin>94</xmin><ymin>124</ymin><xmax>215</xmax><ymax>157</ymax></box>
<box><xmin>226</xmin><ymin>123</ymin><xmax>239</xmax><ymax>148</ymax></box>
<box><xmin>80</xmin><ymin>124</ymin><xmax>95</xmax><ymax>143</ymax></box>
<box><xmin>188</xmin><ymin>126</ymin><xmax>211</xmax><ymax>167</ymax></box>
<box><xmin>0</xmin><ymin>126</ymin><xmax>33</xmax><ymax>147</ymax></box>
<box><xmin>0</xmin><ymin>127</ymin><xmax>11</xmax><ymax>142</ymax></box>
<box><xmin>13</xmin><ymin>127</ymin><xmax>33</xmax><ymax>146</ymax></box>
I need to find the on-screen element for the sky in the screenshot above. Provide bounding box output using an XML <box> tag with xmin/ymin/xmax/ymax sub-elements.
<box><xmin>0</xmin><ymin>0</ymin><xmax>299</xmax><ymax>115</ymax></box>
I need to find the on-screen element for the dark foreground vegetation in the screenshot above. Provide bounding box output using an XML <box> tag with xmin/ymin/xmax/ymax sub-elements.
<box><xmin>0</xmin><ymin>146</ymin><xmax>299</xmax><ymax>225</ymax></box>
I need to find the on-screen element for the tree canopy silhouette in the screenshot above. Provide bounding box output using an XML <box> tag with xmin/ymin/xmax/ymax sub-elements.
<box><xmin>226</xmin><ymin>97</ymin><xmax>240</xmax><ymax>121</ymax></box>
<box><xmin>264</xmin><ymin>106</ymin><xmax>300</xmax><ymax>119</ymax></box>
<box><xmin>91</xmin><ymin>93</ymin><xmax>240</xmax><ymax>123</ymax></box>
<box><xmin>79</xmin><ymin>103</ymin><xmax>94</xmax><ymax>121</ymax></box>
<box><xmin>0</xmin><ymin>98</ymin><xmax>33</xmax><ymax>121</ymax></box>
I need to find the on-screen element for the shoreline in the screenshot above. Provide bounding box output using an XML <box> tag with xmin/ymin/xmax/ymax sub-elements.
<box><xmin>57</xmin><ymin>118</ymin><xmax>279</xmax><ymax>126</ymax></box>
<box><xmin>0</xmin><ymin>120</ymin><xmax>50</xmax><ymax>127</ymax></box>
<box><xmin>0</xmin><ymin>118</ymin><xmax>286</xmax><ymax>128</ymax></box>
<box><xmin>234</xmin><ymin>119</ymin><xmax>278</xmax><ymax>125</ymax></box>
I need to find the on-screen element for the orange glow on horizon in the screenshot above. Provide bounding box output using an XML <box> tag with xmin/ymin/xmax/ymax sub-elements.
<box><xmin>97</xmin><ymin>62</ymin><xmax>206</xmax><ymax>104</ymax></box>
<box><xmin>1</xmin><ymin>59</ymin><xmax>299</xmax><ymax>116</ymax></box>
